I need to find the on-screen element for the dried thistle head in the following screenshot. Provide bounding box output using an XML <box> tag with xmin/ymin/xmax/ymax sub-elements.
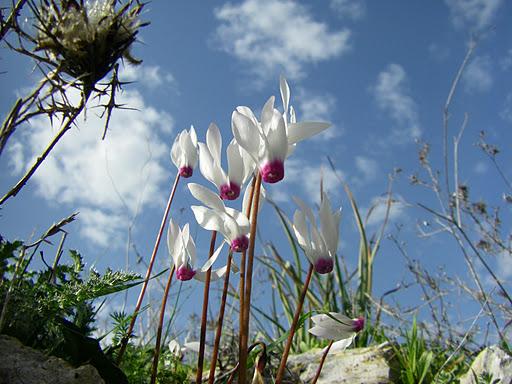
<box><xmin>34</xmin><ymin>0</ymin><xmax>147</xmax><ymax>90</ymax></box>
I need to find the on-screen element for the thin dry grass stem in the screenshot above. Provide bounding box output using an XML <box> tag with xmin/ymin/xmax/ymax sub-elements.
<box><xmin>196</xmin><ymin>230</ymin><xmax>217</xmax><ymax>384</ymax></box>
<box><xmin>49</xmin><ymin>231</ymin><xmax>67</xmax><ymax>284</ymax></box>
<box><xmin>453</xmin><ymin>113</ymin><xmax>469</xmax><ymax>227</ymax></box>
<box><xmin>150</xmin><ymin>265</ymin><xmax>175</xmax><ymax>384</ymax></box>
<box><xmin>443</xmin><ymin>38</ymin><xmax>477</xmax><ymax>214</ymax></box>
<box><xmin>238</xmin><ymin>175</ymin><xmax>258</xmax><ymax>384</ymax></box>
<box><xmin>311</xmin><ymin>340</ymin><xmax>333</xmax><ymax>384</ymax></box>
<box><xmin>208</xmin><ymin>251</ymin><xmax>233</xmax><ymax>384</ymax></box>
<box><xmin>275</xmin><ymin>264</ymin><xmax>314</xmax><ymax>384</ymax></box>
<box><xmin>117</xmin><ymin>173</ymin><xmax>181</xmax><ymax>364</ymax></box>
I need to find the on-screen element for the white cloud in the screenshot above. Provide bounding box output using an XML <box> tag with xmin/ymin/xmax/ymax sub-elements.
<box><xmin>7</xmin><ymin>141</ymin><xmax>24</xmax><ymax>174</ymax></box>
<box><xmin>496</xmin><ymin>250</ymin><xmax>512</xmax><ymax>281</ymax></box>
<box><xmin>463</xmin><ymin>56</ymin><xmax>493</xmax><ymax>93</ymax></box>
<box><xmin>78</xmin><ymin>207</ymin><xmax>126</xmax><ymax>247</ymax></box>
<box><xmin>473</xmin><ymin>161</ymin><xmax>489</xmax><ymax>174</ymax></box>
<box><xmin>364</xmin><ymin>195</ymin><xmax>406</xmax><ymax>227</ymax></box>
<box><xmin>10</xmin><ymin>88</ymin><xmax>174</xmax><ymax>247</ymax></box>
<box><xmin>270</xmin><ymin>158</ymin><xmax>345</xmax><ymax>205</ymax></box>
<box><xmin>500</xmin><ymin>92</ymin><xmax>512</xmax><ymax>123</ymax></box>
<box><xmin>499</xmin><ymin>49</ymin><xmax>512</xmax><ymax>71</ymax></box>
<box><xmin>213</xmin><ymin>0</ymin><xmax>351</xmax><ymax>80</ymax></box>
<box><xmin>120</xmin><ymin>63</ymin><xmax>176</xmax><ymax>89</ymax></box>
<box><xmin>444</xmin><ymin>0</ymin><xmax>503</xmax><ymax>31</ymax></box>
<box><xmin>373</xmin><ymin>64</ymin><xmax>421</xmax><ymax>144</ymax></box>
<box><xmin>330</xmin><ymin>0</ymin><xmax>366</xmax><ymax>20</ymax></box>
<box><xmin>295</xmin><ymin>90</ymin><xmax>341</xmax><ymax>140</ymax></box>
<box><xmin>354</xmin><ymin>155</ymin><xmax>378</xmax><ymax>184</ymax></box>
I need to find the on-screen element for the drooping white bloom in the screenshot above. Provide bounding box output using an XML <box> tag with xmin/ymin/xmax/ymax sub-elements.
<box><xmin>309</xmin><ymin>312</ymin><xmax>365</xmax><ymax>353</ymax></box>
<box><xmin>198</xmin><ymin>123</ymin><xmax>254</xmax><ymax>200</ymax></box>
<box><xmin>292</xmin><ymin>193</ymin><xmax>341</xmax><ymax>274</ymax></box>
<box><xmin>188</xmin><ymin>183</ymin><xmax>250</xmax><ymax>252</ymax></box>
<box><xmin>231</xmin><ymin>77</ymin><xmax>330</xmax><ymax>184</ymax></box>
<box><xmin>171</xmin><ymin>126</ymin><xmax>198</xmax><ymax>178</ymax></box>
<box><xmin>167</xmin><ymin>219</ymin><xmax>226</xmax><ymax>281</ymax></box>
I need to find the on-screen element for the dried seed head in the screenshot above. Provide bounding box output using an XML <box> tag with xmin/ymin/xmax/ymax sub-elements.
<box><xmin>36</xmin><ymin>0</ymin><xmax>147</xmax><ymax>87</ymax></box>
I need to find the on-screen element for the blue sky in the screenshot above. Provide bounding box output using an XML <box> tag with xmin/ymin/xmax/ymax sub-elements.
<box><xmin>1</xmin><ymin>0</ymin><xmax>511</xmax><ymax>341</ymax></box>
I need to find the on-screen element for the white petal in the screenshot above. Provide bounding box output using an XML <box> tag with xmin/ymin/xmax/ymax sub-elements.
<box><xmin>199</xmin><ymin>143</ymin><xmax>226</xmax><ymax>188</ymax></box>
<box><xmin>206</xmin><ymin>123</ymin><xmax>222</xmax><ymax>165</ymax></box>
<box><xmin>266</xmin><ymin>110</ymin><xmax>288</xmax><ymax>161</ymax></box>
<box><xmin>200</xmin><ymin>242</ymin><xmax>225</xmax><ymax>272</ymax></box>
<box><xmin>320</xmin><ymin>194</ymin><xmax>340</xmax><ymax>255</ymax></box>
<box><xmin>232</xmin><ymin>110</ymin><xmax>262</xmax><ymax>163</ymax></box>
<box><xmin>171</xmin><ymin>133</ymin><xmax>182</xmax><ymax>168</ymax></box>
<box><xmin>182</xmin><ymin>130</ymin><xmax>198</xmax><ymax>167</ymax></box>
<box><xmin>287</xmin><ymin>122</ymin><xmax>331</xmax><ymax>145</ymax></box>
<box><xmin>261</xmin><ymin>96</ymin><xmax>275</xmax><ymax>135</ymax></box>
<box><xmin>292</xmin><ymin>210</ymin><xmax>310</xmax><ymax>252</ymax></box>
<box><xmin>329</xmin><ymin>337</ymin><xmax>354</xmax><ymax>354</ymax></box>
<box><xmin>236</xmin><ymin>106</ymin><xmax>259</xmax><ymax>127</ymax></box>
<box><xmin>188</xmin><ymin>183</ymin><xmax>225</xmax><ymax>211</ymax></box>
<box><xmin>225</xmin><ymin>207</ymin><xmax>250</xmax><ymax>235</ymax></box>
<box><xmin>227</xmin><ymin>140</ymin><xmax>244</xmax><ymax>185</ymax></box>
<box><xmin>289</xmin><ymin>105</ymin><xmax>296</xmax><ymax>124</ymax></box>
<box><xmin>293</xmin><ymin>197</ymin><xmax>316</xmax><ymax>225</ymax></box>
<box><xmin>308</xmin><ymin>325</ymin><xmax>339</xmax><ymax>340</ymax></box>
<box><xmin>280</xmin><ymin>75</ymin><xmax>290</xmax><ymax>115</ymax></box>
<box><xmin>189</xmin><ymin>125</ymin><xmax>198</xmax><ymax>146</ymax></box>
<box><xmin>190</xmin><ymin>206</ymin><xmax>224</xmax><ymax>232</ymax></box>
<box><xmin>167</xmin><ymin>219</ymin><xmax>180</xmax><ymax>262</ymax></box>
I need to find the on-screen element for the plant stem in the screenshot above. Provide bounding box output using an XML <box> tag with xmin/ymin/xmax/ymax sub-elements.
<box><xmin>311</xmin><ymin>340</ymin><xmax>333</xmax><ymax>384</ymax></box>
<box><xmin>238</xmin><ymin>176</ymin><xmax>257</xmax><ymax>384</ymax></box>
<box><xmin>150</xmin><ymin>265</ymin><xmax>175</xmax><ymax>384</ymax></box>
<box><xmin>196</xmin><ymin>230</ymin><xmax>217</xmax><ymax>384</ymax></box>
<box><xmin>49</xmin><ymin>231</ymin><xmax>67</xmax><ymax>284</ymax></box>
<box><xmin>275</xmin><ymin>264</ymin><xmax>314</xmax><ymax>384</ymax></box>
<box><xmin>117</xmin><ymin>173</ymin><xmax>181</xmax><ymax>364</ymax></box>
<box><xmin>208</xmin><ymin>251</ymin><xmax>233</xmax><ymax>384</ymax></box>
<box><xmin>0</xmin><ymin>95</ymin><xmax>87</xmax><ymax>205</ymax></box>
<box><xmin>239</xmin><ymin>173</ymin><xmax>262</xmax><ymax>384</ymax></box>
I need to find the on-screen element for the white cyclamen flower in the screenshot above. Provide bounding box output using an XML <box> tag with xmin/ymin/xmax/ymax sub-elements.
<box><xmin>199</xmin><ymin>123</ymin><xmax>254</xmax><ymax>200</ymax></box>
<box><xmin>231</xmin><ymin>77</ymin><xmax>330</xmax><ymax>184</ymax></box>
<box><xmin>309</xmin><ymin>313</ymin><xmax>365</xmax><ymax>353</ymax></box>
<box><xmin>167</xmin><ymin>219</ymin><xmax>226</xmax><ymax>281</ymax></box>
<box><xmin>171</xmin><ymin>126</ymin><xmax>198</xmax><ymax>178</ymax></box>
<box><xmin>292</xmin><ymin>193</ymin><xmax>341</xmax><ymax>274</ymax></box>
<box><xmin>188</xmin><ymin>183</ymin><xmax>250</xmax><ymax>252</ymax></box>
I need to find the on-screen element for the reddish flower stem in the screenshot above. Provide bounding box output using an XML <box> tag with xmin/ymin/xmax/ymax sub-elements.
<box><xmin>207</xmin><ymin>251</ymin><xmax>233</xmax><ymax>384</ymax></box>
<box><xmin>117</xmin><ymin>173</ymin><xmax>181</xmax><ymax>364</ymax></box>
<box><xmin>238</xmin><ymin>176</ymin><xmax>256</xmax><ymax>384</ymax></box>
<box><xmin>239</xmin><ymin>172</ymin><xmax>262</xmax><ymax>384</ymax></box>
<box><xmin>196</xmin><ymin>230</ymin><xmax>217</xmax><ymax>384</ymax></box>
<box><xmin>150</xmin><ymin>265</ymin><xmax>175</xmax><ymax>384</ymax></box>
<box><xmin>311</xmin><ymin>340</ymin><xmax>333</xmax><ymax>384</ymax></box>
<box><xmin>275</xmin><ymin>264</ymin><xmax>314</xmax><ymax>384</ymax></box>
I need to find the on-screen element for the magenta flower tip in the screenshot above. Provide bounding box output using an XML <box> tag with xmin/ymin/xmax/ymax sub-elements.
<box><xmin>231</xmin><ymin>235</ymin><xmax>249</xmax><ymax>253</ymax></box>
<box><xmin>260</xmin><ymin>160</ymin><xmax>284</xmax><ymax>183</ymax></box>
<box><xmin>314</xmin><ymin>257</ymin><xmax>333</xmax><ymax>274</ymax></box>
<box><xmin>353</xmin><ymin>317</ymin><xmax>365</xmax><ymax>332</ymax></box>
<box><xmin>220</xmin><ymin>182</ymin><xmax>241</xmax><ymax>200</ymax></box>
<box><xmin>176</xmin><ymin>265</ymin><xmax>196</xmax><ymax>281</ymax></box>
<box><xmin>179</xmin><ymin>166</ymin><xmax>193</xmax><ymax>178</ymax></box>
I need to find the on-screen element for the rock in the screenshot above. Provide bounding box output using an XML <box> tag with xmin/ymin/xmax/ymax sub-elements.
<box><xmin>0</xmin><ymin>334</ymin><xmax>105</xmax><ymax>384</ymax></box>
<box><xmin>459</xmin><ymin>346</ymin><xmax>512</xmax><ymax>384</ymax></box>
<box><xmin>287</xmin><ymin>342</ymin><xmax>395</xmax><ymax>383</ymax></box>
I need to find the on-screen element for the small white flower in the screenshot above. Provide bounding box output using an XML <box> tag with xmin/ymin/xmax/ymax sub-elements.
<box><xmin>171</xmin><ymin>126</ymin><xmax>198</xmax><ymax>178</ymax></box>
<box><xmin>167</xmin><ymin>219</ymin><xmax>226</xmax><ymax>281</ymax></box>
<box><xmin>231</xmin><ymin>77</ymin><xmax>330</xmax><ymax>184</ymax></box>
<box><xmin>309</xmin><ymin>313</ymin><xmax>365</xmax><ymax>353</ymax></box>
<box><xmin>188</xmin><ymin>183</ymin><xmax>250</xmax><ymax>252</ymax></box>
<box><xmin>292</xmin><ymin>193</ymin><xmax>341</xmax><ymax>274</ymax></box>
<box><xmin>198</xmin><ymin>123</ymin><xmax>254</xmax><ymax>200</ymax></box>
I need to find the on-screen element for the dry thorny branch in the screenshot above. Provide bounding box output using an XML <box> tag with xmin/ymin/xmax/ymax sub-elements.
<box><xmin>0</xmin><ymin>0</ymin><xmax>148</xmax><ymax>205</ymax></box>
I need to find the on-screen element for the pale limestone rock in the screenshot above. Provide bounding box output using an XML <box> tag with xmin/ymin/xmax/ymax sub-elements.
<box><xmin>0</xmin><ymin>335</ymin><xmax>105</xmax><ymax>384</ymax></box>
<box><xmin>286</xmin><ymin>343</ymin><xmax>395</xmax><ymax>384</ymax></box>
<box><xmin>459</xmin><ymin>346</ymin><xmax>512</xmax><ymax>384</ymax></box>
